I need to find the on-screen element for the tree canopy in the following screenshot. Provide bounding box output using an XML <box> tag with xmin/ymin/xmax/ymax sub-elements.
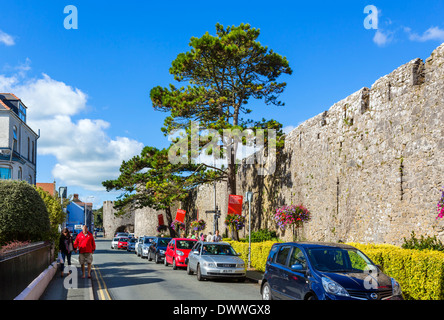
<box><xmin>150</xmin><ymin>23</ymin><xmax>292</xmax><ymax>194</ymax></box>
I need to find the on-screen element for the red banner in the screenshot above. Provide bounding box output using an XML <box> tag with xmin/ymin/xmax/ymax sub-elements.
<box><xmin>176</xmin><ymin>209</ymin><xmax>186</xmax><ymax>223</ymax></box>
<box><xmin>228</xmin><ymin>195</ymin><xmax>243</xmax><ymax>215</ymax></box>
<box><xmin>158</xmin><ymin>214</ymin><xmax>164</xmax><ymax>226</ymax></box>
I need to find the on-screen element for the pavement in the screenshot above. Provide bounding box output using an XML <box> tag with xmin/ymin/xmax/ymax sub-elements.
<box><xmin>40</xmin><ymin>256</ymin><xmax>94</xmax><ymax>300</ymax></box>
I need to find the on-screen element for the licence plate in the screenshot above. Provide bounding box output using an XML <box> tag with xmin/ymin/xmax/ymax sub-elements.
<box><xmin>222</xmin><ymin>269</ymin><xmax>233</xmax><ymax>273</ymax></box>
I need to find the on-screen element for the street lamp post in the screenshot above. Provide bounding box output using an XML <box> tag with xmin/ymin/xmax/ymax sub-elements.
<box><xmin>245</xmin><ymin>191</ymin><xmax>253</xmax><ymax>269</ymax></box>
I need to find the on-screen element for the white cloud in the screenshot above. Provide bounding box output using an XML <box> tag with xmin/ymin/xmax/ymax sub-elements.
<box><xmin>407</xmin><ymin>26</ymin><xmax>444</xmax><ymax>42</ymax></box>
<box><xmin>373</xmin><ymin>29</ymin><xmax>393</xmax><ymax>47</ymax></box>
<box><xmin>0</xmin><ymin>30</ymin><xmax>15</xmax><ymax>46</ymax></box>
<box><xmin>0</xmin><ymin>69</ymin><xmax>144</xmax><ymax>191</ymax></box>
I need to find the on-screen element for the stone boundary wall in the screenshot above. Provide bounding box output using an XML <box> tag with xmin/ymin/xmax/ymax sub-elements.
<box><xmin>103</xmin><ymin>43</ymin><xmax>444</xmax><ymax>245</ymax></box>
<box><xmin>190</xmin><ymin>43</ymin><xmax>444</xmax><ymax>245</ymax></box>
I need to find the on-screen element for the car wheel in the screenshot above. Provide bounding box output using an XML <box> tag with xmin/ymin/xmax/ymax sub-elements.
<box><xmin>262</xmin><ymin>282</ymin><xmax>273</xmax><ymax>300</ymax></box>
<box><xmin>187</xmin><ymin>263</ymin><xmax>194</xmax><ymax>275</ymax></box>
<box><xmin>155</xmin><ymin>253</ymin><xmax>160</xmax><ymax>264</ymax></box>
<box><xmin>148</xmin><ymin>252</ymin><xmax>153</xmax><ymax>261</ymax></box>
<box><xmin>172</xmin><ymin>258</ymin><xmax>177</xmax><ymax>270</ymax></box>
<box><xmin>164</xmin><ymin>257</ymin><xmax>169</xmax><ymax>266</ymax></box>
<box><xmin>196</xmin><ymin>264</ymin><xmax>205</xmax><ymax>281</ymax></box>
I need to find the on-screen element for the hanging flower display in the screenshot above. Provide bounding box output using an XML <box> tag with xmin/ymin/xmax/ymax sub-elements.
<box><xmin>190</xmin><ymin>219</ymin><xmax>206</xmax><ymax>232</ymax></box>
<box><xmin>273</xmin><ymin>204</ymin><xmax>311</xmax><ymax>230</ymax></box>
<box><xmin>171</xmin><ymin>219</ymin><xmax>186</xmax><ymax>231</ymax></box>
<box><xmin>437</xmin><ymin>187</ymin><xmax>444</xmax><ymax>219</ymax></box>
<box><xmin>225</xmin><ymin>214</ymin><xmax>246</xmax><ymax>231</ymax></box>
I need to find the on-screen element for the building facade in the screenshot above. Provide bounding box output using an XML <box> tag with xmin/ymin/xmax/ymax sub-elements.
<box><xmin>0</xmin><ymin>93</ymin><xmax>39</xmax><ymax>184</ymax></box>
<box><xmin>65</xmin><ymin>194</ymin><xmax>94</xmax><ymax>235</ymax></box>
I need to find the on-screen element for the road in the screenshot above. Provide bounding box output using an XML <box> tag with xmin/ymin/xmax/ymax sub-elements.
<box><xmin>91</xmin><ymin>238</ymin><xmax>261</xmax><ymax>300</ymax></box>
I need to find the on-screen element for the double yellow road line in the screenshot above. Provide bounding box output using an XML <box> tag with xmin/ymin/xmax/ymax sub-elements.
<box><xmin>92</xmin><ymin>264</ymin><xmax>112</xmax><ymax>300</ymax></box>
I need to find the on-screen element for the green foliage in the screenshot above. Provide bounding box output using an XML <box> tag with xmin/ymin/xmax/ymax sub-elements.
<box><xmin>250</xmin><ymin>229</ymin><xmax>278</xmax><ymax>243</ymax></box>
<box><xmin>150</xmin><ymin>23</ymin><xmax>292</xmax><ymax>195</ymax></box>
<box><xmin>35</xmin><ymin>187</ymin><xmax>67</xmax><ymax>251</ymax></box>
<box><xmin>0</xmin><ymin>180</ymin><xmax>50</xmax><ymax>245</ymax></box>
<box><xmin>348</xmin><ymin>243</ymin><xmax>444</xmax><ymax>300</ymax></box>
<box><xmin>401</xmin><ymin>231</ymin><xmax>444</xmax><ymax>251</ymax></box>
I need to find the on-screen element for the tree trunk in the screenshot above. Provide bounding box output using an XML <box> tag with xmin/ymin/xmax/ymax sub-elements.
<box><xmin>164</xmin><ymin>207</ymin><xmax>177</xmax><ymax>238</ymax></box>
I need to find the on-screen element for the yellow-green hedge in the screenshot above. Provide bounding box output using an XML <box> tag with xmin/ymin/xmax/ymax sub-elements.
<box><xmin>348</xmin><ymin>243</ymin><xmax>444</xmax><ymax>300</ymax></box>
<box><xmin>228</xmin><ymin>240</ymin><xmax>444</xmax><ymax>300</ymax></box>
<box><xmin>226</xmin><ymin>241</ymin><xmax>276</xmax><ymax>272</ymax></box>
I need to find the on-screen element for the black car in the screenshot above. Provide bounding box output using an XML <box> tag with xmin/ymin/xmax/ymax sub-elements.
<box><xmin>148</xmin><ymin>237</ymin><xmax>172</xmax><ymax>264</ymax></box>
<box><xmin>261</xmin><ymin>242</ymin><xmax>403</xmax><ymax>300</ymax></box>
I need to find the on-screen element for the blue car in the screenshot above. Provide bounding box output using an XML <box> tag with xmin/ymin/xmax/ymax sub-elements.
<box><xmin>147</xmin><ymin>237</ymin><xmax>172</xmax><ymax>264</ymax></box>
<box><xmin>261</xmin><ymin>242</ymin><xmax>403</xmax><ymax>300</ymax></box>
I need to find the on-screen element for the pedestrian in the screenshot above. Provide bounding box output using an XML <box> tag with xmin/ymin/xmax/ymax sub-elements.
<box><xmin>200</xmin><ymin>233</ymin><xmax>205</xmax><ymax>241</ymax></box>
<box><xmin>58</xmin><ymin>228</ymin><xmax>74</xmax><ymax>277</ymax></box>
<box><xmin>74</xmin><ymin>225</ymin><xmax>96</xmax><ymax>279</ymax></box>
<box><xmin>206</xmin><ymin>232</ymin><xmax>213</xmax><ymax>242</ymax></box>
<box><xmin>213</xmin><ymin>230</ymin><xmax>222</xmax><ymax>242</ymax></box>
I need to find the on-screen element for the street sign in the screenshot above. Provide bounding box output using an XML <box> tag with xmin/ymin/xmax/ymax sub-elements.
<box><xmin>176</xmin><ymin>209</ymin><xmax>186</xmax><ymax>222</ymax></box>
<box><xmin>228</xmin><ymin>195</ymin><xmax>243</xmax><ymax>215</ymax></box>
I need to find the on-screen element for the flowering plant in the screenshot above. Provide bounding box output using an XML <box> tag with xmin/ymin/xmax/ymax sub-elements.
<box><xmin>225</xmin><ymin>214</ymin><xmax>246</xmax><ymax>230</ymax></box>
<box><xmin>171</xmin><ymin>220</ymin><xmax>186</xmax><ymax>231</ymax></box>
<box><xmin>437</xmin><ymin>187</ymin><xmax>444</xmax><ymax>219</ymax></box>
<box><xmin>273</xmin><ymin>204</ymin><xmax>310</xmax><ymax>230</ymax></box>
<box><xmin>190</xmin><ymin>219</ymin><xmax>206</xmax><ymax>232</ymax></box>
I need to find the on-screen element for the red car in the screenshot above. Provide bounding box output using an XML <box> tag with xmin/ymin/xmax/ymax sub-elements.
<box><xmin>164</xmin><ymin>238</ymin><xmax>197</xmax><ymax>269</ymax></box>
<box><xmin>117</xmin><ymin>237</ymin><xmax>129</xmax><ymax>249</ymax></box>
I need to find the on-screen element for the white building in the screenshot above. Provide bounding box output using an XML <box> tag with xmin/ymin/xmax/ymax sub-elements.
<box><xmin>0</xmin><ymin>93</ymin><xmax>39</xmax><ymax>184</ymax></box>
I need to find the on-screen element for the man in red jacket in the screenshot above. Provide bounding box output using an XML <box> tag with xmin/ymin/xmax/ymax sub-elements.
<box><xmin>74</xmin><ymin>225</ymin><xmax>96</xmax><ymax>279</ymax></box>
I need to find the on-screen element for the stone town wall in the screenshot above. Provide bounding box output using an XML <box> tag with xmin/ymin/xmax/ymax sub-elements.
<box><xmin>102</xmin><ymin>200</ymin><xmax>135</xmax><ymax>238</ymax></box>
<box><xmin>188</xmin><ymin>43</ymin><xmax>444</xmax><ymax>245</ymax></box>
<box><xmin>103</xmin><ymin>43</ymin><xmax>444</xmax><ymax>245</ymax></box>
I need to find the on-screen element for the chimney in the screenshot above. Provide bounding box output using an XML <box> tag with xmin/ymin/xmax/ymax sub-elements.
<box><xmin>73</xmin><ymin>194</ymin><xmax>80</xmax><ymax>202</ymax></box>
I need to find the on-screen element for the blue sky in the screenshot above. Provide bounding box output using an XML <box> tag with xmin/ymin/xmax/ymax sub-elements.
<box><xmin>1</xmin><ymin>0</ymin><xmax>444</xmax><ymax>208</ymax></box>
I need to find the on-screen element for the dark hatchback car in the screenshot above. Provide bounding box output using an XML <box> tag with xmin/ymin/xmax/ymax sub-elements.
<box><xmin>147</xmin><ymin>237</ymin><xmax>172</xmax><ymax>264</ymax></box>
<box><xmin>261</xmin><ymin>242</ymin><xmax>403</xmax><ymax>300</ymax></box>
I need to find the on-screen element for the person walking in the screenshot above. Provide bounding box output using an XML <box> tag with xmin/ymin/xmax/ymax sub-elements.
<box><xmin>74</xmin><ymin>225</ymin><xmax>96</xmax><ymax>279</ymax></box>
<box><xmin>58</xmin><ymin>228</ymin><xmax>74</xmax><ymax>277</ymax></box>
<box><xmin>213</xmin><ymin>230</ymin><xmax>222</xmax><ymax>242</ymax></box>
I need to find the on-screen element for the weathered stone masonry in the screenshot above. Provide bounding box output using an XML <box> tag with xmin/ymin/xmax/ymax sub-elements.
<box><xmin>105</xmin><ymin>43</ymin><xmax>444</xmax><ymax>245</ymax></box>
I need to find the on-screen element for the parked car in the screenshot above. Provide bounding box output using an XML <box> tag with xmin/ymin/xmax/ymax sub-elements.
<box><xmin>111</xmin><ymin>236</ymin><xmax>123</xmax><ymax>249</ymax></box>
<box><xmin>115</xmin><ymin>232</ymin><xmax>128</xmax><ymax>238</ymax></box>
<box><xmin>141</xmin><ymin>236</ymin><xmax>156</xmax><ymax>258</ymax></box>
<box><xmin>164</xmin><ymin>238</ymin><xmax>197</xmax><ymax>269</ymax></box>
<box><xmin>136</xmin><ymin>237</ymin><xmax>144</xmax><ymax>256</ymax></box>
<box><xmin>117</xmin><ymin>237</ymin><xmax>129</xmax><ymax>250</ymax></box>
<box><xmin>127</xmin><ymin>238</ymin><xmax>137</xmax><ymax>252</ymax></box>
<box><xmin>186</xmin><ymin>241</ymin><xmax>246</xmax><ymax>282</ymax></box>
<box><xmin>261</xmin><ymin>242</ymin><xmax>404</xmax><ymax>300</ymax></box>
<box><xmin>148</xmin><ymin>237</ymin><xmax>172</xmax><ymax>263</ymax></box>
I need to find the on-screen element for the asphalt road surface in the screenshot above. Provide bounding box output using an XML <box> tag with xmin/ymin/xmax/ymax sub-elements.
<box><xmin>91</xmin><ymin>238</ymin><xmax>261</xmax><ymax>300</ymax></box>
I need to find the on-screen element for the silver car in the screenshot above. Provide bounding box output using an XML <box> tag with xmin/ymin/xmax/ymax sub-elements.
<box><xmin>186</xmin><ymin>242</ymin><xmax>246</xmax><ymax>282</ymax></box>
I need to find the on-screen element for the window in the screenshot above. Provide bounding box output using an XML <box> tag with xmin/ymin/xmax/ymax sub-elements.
<box><xmin>28</xmin><ymin>175</ymin><xmax>32</xmax><ymax>184</ymax></box>
<box><xmin>31</xmin><ymin>141</ymin><xmax>35</xmax><ymax>163</ymax></box>
<box><xmin>289</xmin><ymin>247</ymin><xmax>307</xmax><ymax>269</ymax></box>
<box><xmin>27</xmin><ymin>137</ymin><xmax>30</xmax><ymax>160</ymax></box>
<box><xmin>18</xmin><ymin>102</ymin><xmax>26</xmax><ymax>123</ymax></box>
<box><xmin>13</xmin><ymin>126</ymin><xmax>18</xmax><ymax>152</ymax></box>
<box><xmin>275</xmin><ymin>246</ymin><xmax>291</xmax><ymax>266</ymax></box>
<box><xmin>18</xmin><ymin>167</ymin><xmax>22</xmax><ymax>180</ymax></box>
<box><xmin>0</xmin><ymin>167</ymin><xmax>11</xmax><ymax>180</ymax></box>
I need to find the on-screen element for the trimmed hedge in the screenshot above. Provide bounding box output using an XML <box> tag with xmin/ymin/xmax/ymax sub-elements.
<box><xmin>348</xmin><ymin>243</ymin><xmax>444</xmax><ymax>300</ymax></box>
<box><xmin>227</xmin><ymin>240</ymin><xmax>444</xmax><ymax>300</ymax></box>
<box><xmin>0</xmin><ymin>180</ymin><xmax>50</xmax><ymax>245</ymax></box>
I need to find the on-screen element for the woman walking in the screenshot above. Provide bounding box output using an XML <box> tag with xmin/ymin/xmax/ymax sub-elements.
<box><xmin>59</xmin><ymin>228</ymin><xmax>74</xmax><ymax>277</ymax></box>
